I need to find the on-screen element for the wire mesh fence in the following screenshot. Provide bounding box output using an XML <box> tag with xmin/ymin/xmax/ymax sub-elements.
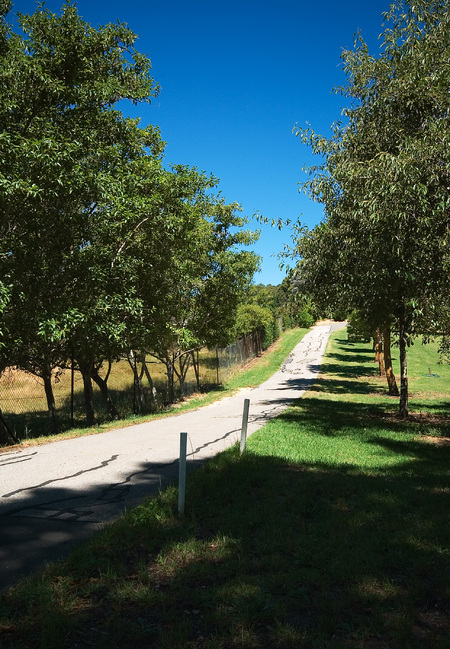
<box><xmin>0</xmin><ymin>333</ymin><xmax>261</xmax><ymax>442</ymax></box>
<box><xmin>216</xmin><ymin>333</ymin><xmax>260</xmax><ymax>380</ymax></box>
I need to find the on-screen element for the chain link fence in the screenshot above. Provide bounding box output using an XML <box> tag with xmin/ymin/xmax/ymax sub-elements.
<box><xmin>216</xmin><ymin>332</ymin><xmax>260</xmax><ymax>381</ymax></box>
<box><xmin>0</xmin><ymin>333</ymin><xmax>262</xmax><ymax>442</ymax></box>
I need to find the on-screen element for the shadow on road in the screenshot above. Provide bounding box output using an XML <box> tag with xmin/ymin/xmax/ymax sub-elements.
<box><xmin>0</xmin><ymin>453</ymin><xmax>206</xmax><ymax>591</ymax></box>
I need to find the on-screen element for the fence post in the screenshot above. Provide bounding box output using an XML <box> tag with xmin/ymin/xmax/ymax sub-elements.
<box><xmin>240</xmin><ymin>399</ymin><xmax>250</xmax><ymax>455</ymax></box>
<box><xmin>178</xmin><ymin>432</ymin><xmax>187</xmax><ymax>516</ymax></box>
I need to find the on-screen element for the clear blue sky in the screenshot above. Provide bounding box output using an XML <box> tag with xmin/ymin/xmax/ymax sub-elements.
<box><xmin>11</xmin><ymin>0</ymin><xmax>389</xmax><ymax>285</ymax></box>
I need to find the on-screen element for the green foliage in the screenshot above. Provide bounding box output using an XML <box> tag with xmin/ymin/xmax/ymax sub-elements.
<box><xmin>235</xmin><ymin>282</ymin><xmax>315</xmax><ymax>350</ymax></box>
<box><xmin>293</xmin><ymin>0</ymin><xmax>450</xmax><ymax>416</ymax></box>
<box><xmin>276</xmin><ymin>271</ymin><xmax>319</xmax><ymax>329</ymax></box>
<box><xmin>295</xmin><ymin>1</ymin><xmax>450</xmax><ymax>326</ymax></box>
<box><xmin>234</xmin><ymin>303</ymin><xmax>273</xmax><ymax>338</ymax></box>
<box><xmin>347</xmin><ymin>310</ymin><xmax>373</xmax><ymax>343</ymax></box>
<box><xmin>0</xmin><ymin>3</ymin><xmax>159</xmax><ymax>366</ymax></box>
<box><xmin>0</xmin><ymin>2</ymin><xmax>260</xmax><ymax>421</ymax></box>
<box><xmin>245</xmin><ymin>283</ymin><xmax>279</xmax><ymax>313</ymax></box>
<box><xmin>235</xmin><ymin>284</ymin><xmax>281</xmax><ymax>350</ymax></box>
<box><xmin>296</xmin><ymin>306</ymin><xmax>315</xmax><ymax>328</ymax></box>
<box><xmin>262</xmin><ymin>317</ymin><xmax>280</xmax><ymax>348</ymax></box>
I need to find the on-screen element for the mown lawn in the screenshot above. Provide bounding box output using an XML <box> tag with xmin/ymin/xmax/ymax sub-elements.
<box><xmin>1</xmin><ymin>328</ymin><xmax>449</xmax><ymax>649</ymax></box>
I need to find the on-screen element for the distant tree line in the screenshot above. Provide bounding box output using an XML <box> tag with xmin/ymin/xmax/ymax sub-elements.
<box><xmin>234</xmin><ymin>280</ymin><xmax>318</xmax><ymax>352</ymax></box>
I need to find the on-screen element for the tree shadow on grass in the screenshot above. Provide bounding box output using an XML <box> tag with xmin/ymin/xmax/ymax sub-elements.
<box><xmin>273</xmin><ymin>390</ymin><xmax>449</xmax><ymax>439</ymax></box>
<box><xmin>274</xmin><ymin>397</ymin><xmax>407</xmax><ymax>439</ymax></box>
<box><xmin>319</xmin><ymin>359</ymin><xmax>381</xmax><ymax>379</ymax></box>
<box><xmin>409</xmin><ymin>401</ymin><xmax>450</xmax><ymax>417</ymax></box>
<box><xmin>308</xmin><ymin>374</ymin><xmax>385</xmax><ymax>395</ymax></box>
<box><xmin>303</xmin><ymin>338</ymin><xmax>388</xmax><ymax>396</ymax></box>
<box><xmin>367</xmin><ymin>435</ymin><xmax>450</xmax><ymax>473</ymax></box>
<box><xmin>186</xmin><ymin>447</ymin><xmax>450</xmax><ymax>645</ymax></box>
<box><xmin>317</xmin><ymin>330</ymin><xmax>379</xmax><ymax>383</ymax></box>
<box><xmin>330</xmin><ymin>338</ymin><xmax>399</xmax><ymax>365</ymax></box>
<box><xmin>326</xmin><ymin>351</ymin><xmax>376</xmax><ymax>365</ymax></box>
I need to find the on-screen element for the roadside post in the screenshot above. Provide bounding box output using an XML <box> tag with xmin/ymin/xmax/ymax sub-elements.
<box><xmin>240</xmin><ymin>399</ymin><xmax>250</xmax><ymax>454</ymax></box>
<box><xmin>178</xmin><ymin>432</ymin><xmax>187</xmax><ymax>516</ymax></box>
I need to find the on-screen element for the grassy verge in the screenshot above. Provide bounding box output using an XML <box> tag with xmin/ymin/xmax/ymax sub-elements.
<box><xmin>1</xmin><ymin>328</ymin><xmax>449</xmax><ymax>648</ymax></box>
<box><xmin>2</xmin><ymin>328</ymin><xmax>309</xmax><ymax>451</ymax></box>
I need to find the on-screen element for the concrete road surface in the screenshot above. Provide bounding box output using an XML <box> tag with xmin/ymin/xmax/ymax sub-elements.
<box><xmin>0</xmin><ymin>322</ymin><xmax>345</xmax><ymax>591</ymax></box>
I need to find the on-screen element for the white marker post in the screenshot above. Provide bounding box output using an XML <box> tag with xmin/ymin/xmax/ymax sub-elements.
<box><xmin>240</xmin><ymin>399</ymin><xmax>250</xmax><ymax>455</ymax></box>
<box><xmin>178</xmin><ymin>432</ymin><xmax>187</xmax><ymax>516</ymax></box>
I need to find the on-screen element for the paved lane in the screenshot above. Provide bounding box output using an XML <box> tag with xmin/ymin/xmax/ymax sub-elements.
<box><xmin>0</xmin><ymin>322</ymin><xmax>345</xmax><ymax>590</ymax></box>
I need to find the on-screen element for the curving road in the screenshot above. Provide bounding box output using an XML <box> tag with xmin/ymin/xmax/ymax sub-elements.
<box><xmin>0</xmin><ymin>322</ymin><xmax>345</xmax><ymax>591</ymax></box>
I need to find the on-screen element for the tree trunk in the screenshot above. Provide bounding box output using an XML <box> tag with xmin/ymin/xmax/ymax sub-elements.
<box><xmin>192</xmin><ymin>350</ymin><xmax>200</xmax><ymax>390</ymax></box>
<box><xmin>141</xmin><ymin>355</ymin><xmax>158</xmax><ymax>412</ymax></box>
<box><xmin>78</xmin><ymin>359</ymin><xmax>95</xmax><ymax>426</ymax></box>
<box><xmin>174</xmin><ymin>352</ymin><xmax>191</xmax><ymax>396</ymax></box>
<box><xmin>0</xmin><ymin>406</ymin><xmax>18</xmax><ymax>446</ymax></box>
<box><xmin>215</xmin><ymin>347</ymin><xmax>220</xmax><ymax>385</ymax></box>
<box><xmin>383</xmin><ymin>326</ymin><xmax>399</xmax><ymax>396</ymax></box>
<box><xmin>91</xmin><ymin>365</ymin><xmax>120</xmax><ymax>421</ymax></box>
<box><xmin>254</xmin><ymin>330</ymin><xmax>262</xmax><ymax>355</ymax></box>
<box><xmin>374</xmin><ymin>329</ymin><xmax>385</xmax><ymax>376</ymax></box>
<box><xmin>42</xmin><ymin>366</ymin><xmax>59</xmax><ymax>435</ymax></box>
<box><xmin>128</xmin><ymin>350</ymin><xmax>145</xmax><ymax>414</ymax></box>
<box><xmin>398</xmin><ymin>306</ymin><xmax>409</xmax><ymax>418</ymax></box>
<box><xmin>165</xmin><ymin>355</ymin><xmax>175</xmax><ymax>404</ymax></box>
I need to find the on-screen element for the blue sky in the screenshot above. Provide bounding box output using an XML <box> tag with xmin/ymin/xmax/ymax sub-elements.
<box><xmin>11</xmin><ymin>0</ymin><xmax>389</xmax><ymax>285</ymax></box>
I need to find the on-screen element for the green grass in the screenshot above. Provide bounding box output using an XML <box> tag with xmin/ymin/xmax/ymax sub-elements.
<box><xmin>1</xmin><ymin>328</ymin><xmax>449</xmax><ymax>649</ymax></box>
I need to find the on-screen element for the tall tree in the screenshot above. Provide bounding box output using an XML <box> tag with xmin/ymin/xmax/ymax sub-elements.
<box><xmin>0</xmin><ymin>2</ymin><xmax>160</xmax><ymax>425</ymax></box>
<box><xmin>141</xmin><ymin>187</ymin><xmax>259</xmax><ymax>402</ymax></box>
<box><xmin>294</xmin><ymin>0</ymin><xmax>450</xmax><ymax>417</ymax></box>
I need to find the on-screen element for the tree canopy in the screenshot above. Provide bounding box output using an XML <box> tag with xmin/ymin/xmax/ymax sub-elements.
<box><xmin>293</xmin><ymin>0</ymin><xmax>450</xmax><ymax>417</ymax></box>
<box><xmin>0</xmin><ymin>2</ymin><xmax>260</xmax><ymax>430</ymax></box>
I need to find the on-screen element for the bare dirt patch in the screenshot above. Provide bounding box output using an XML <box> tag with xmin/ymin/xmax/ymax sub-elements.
<box><xmin>368</xmin><ymin>410</ymin><xmax>449</xmax><ymax>424</ymax></box>
<box><xmin>366</xmin><ymin>411</ymin><xmax>449</xmax><ymax>444</ymax></box>
<box><xmin>419</xmin><ymin>435</ymin><xmax>450</xmax><ymax>446</ymax></box>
